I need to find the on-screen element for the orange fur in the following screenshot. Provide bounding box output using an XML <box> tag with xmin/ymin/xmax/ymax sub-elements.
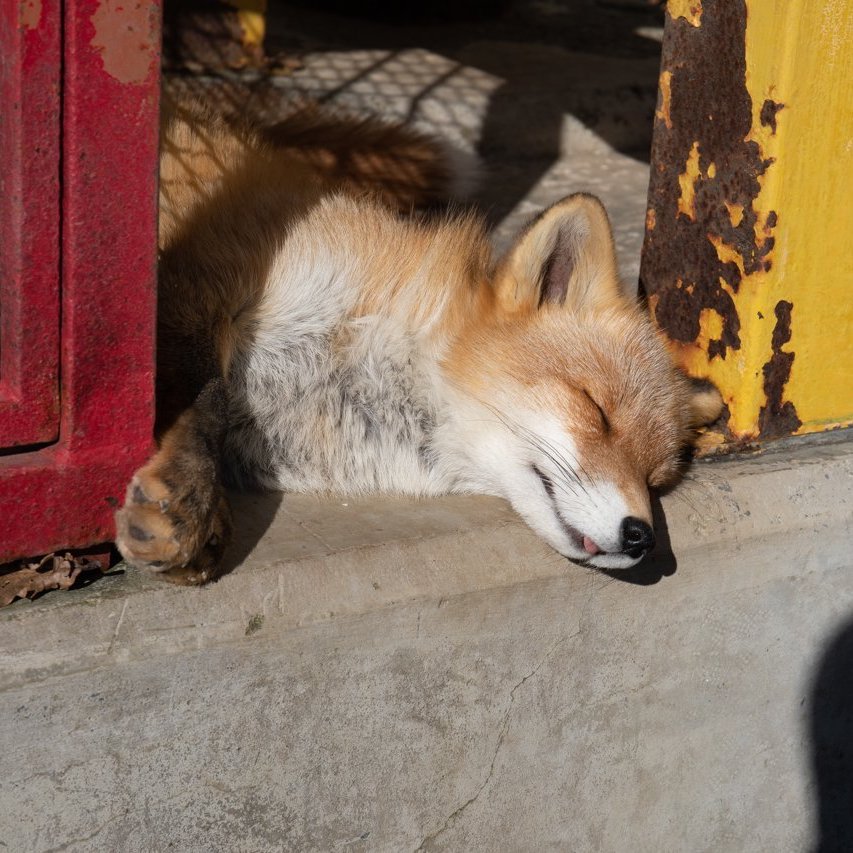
<box><xmin>116</xmin><ymin>102</ymin><xmax>721</xmax><ymax>585</ymax></box>
<box><xmin>263</xmin><ymin>104</ymin><xmax>468</xmax><ymax>211</ymax></box>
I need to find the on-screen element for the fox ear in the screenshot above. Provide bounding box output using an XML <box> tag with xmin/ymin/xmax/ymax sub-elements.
<box><xmin>494</xmin><ymin>193</ymin><xmax>622</xmax><ymax>314</ymax></box>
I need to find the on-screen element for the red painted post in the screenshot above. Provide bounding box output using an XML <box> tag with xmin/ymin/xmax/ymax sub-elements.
<box><xmin>0</xmin><ymin>0</ymin><xmax>160</xmax><ymax>562</ymax></box>
<box><xmin>0</xmin><ymin>0</ymin><xmax>61</xmax><ymax>448</ymax></box>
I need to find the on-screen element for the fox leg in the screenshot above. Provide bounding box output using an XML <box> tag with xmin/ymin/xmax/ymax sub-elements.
<box><xmin>115</xmin><ymin>379</ymin><xmax>232</xmax><ymax>585</ymax></box>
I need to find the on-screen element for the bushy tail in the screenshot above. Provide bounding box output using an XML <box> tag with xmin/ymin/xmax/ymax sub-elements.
<box><xmin>262</xmin><ymin>104</ymin><xmax>477</xmax><ymax>211</ymax></box>
<box><xmin>158</xmin><ymin>96</ymin><xmax>266</xmax><ymax>248</ymax></box>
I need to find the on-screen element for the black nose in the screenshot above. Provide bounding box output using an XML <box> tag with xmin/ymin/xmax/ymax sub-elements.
<box><xmin>620</xmin><ymin>517</ymin><xmax>655</xmax><ymax>558</ymax></box>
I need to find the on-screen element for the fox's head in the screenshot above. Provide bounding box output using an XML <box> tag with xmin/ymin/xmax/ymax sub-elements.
<box><xmin>446</xmin><ymin>193</ymin><xmax>722</xmax><ymax>570</ymax></box>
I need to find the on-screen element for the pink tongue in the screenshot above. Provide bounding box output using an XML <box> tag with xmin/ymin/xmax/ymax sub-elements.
<box><xmin>583</xmin><ymin>535</ymin><xmax>602</xmax><ymax>556</ymax></box>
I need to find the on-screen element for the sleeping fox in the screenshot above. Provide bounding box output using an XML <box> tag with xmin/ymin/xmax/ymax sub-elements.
<box><xmin>115</xmin><ymin>100</ymin><xmax>722</xmax><ymax>585</ymax></box>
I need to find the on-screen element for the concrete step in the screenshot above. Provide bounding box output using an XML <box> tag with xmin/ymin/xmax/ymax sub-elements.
<box><xmin>1</xmin><ymin>435</ymin><xmax>851</xmax><ymax>851</ymax></box>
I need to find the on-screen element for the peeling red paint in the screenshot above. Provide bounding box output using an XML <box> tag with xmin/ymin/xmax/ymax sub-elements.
<box><xmin>0</xmin><ymin>0</ymin><xmax>61</xmax><ymax>447</ymax></box>
<box><xmin>0</xmin><ymin>0</ymin><xmax>160</xmax><ymax>563</ymax></box>
<box><xmin>20</xmin><ymin>0</ymin><xmax>42</xmax><ymax>29</ymax></box>
<box><xmin>91</xmin><ymin>0</ymin><xmax>159</xmax><ymax>84</ymax></box>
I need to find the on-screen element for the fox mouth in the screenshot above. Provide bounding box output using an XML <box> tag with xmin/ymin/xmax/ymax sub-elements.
<box><xmin>532</xmin><ymin>464</ymin><xmax>604</xmax><ymax>558</ymax></box>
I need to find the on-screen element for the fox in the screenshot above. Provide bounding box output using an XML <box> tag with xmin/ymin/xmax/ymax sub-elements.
<box><xmin>115</xmin><ymin>99</ymin><xmax>723</xmax><ymax>586</ymax></box>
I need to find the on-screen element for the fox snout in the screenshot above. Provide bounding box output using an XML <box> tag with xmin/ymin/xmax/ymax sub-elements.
<box><xmin>620</xmin><ymin>516</ymin><xmax>656</xmax><ymax>559</ymax></box>
<box><xmin>579</xmin><ymin>516</ymin><xmax>655</xmax><ymax>560</ymax></box>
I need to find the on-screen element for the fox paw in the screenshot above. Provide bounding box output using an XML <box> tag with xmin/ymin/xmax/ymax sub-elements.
<box><xmin>115</xmin><ymin>464</ymin><xmax>232</xmax><ymax>586</ymax></box>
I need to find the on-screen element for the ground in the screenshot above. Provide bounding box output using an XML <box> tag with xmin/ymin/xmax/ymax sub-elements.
<box><xmin>2</xmin><ymin>434</ymin><xmax>851</xmax><ymax>851</ymax></box>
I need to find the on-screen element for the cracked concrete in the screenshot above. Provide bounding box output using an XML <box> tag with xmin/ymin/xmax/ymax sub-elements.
<box><xmin>1</xmin><ymin>435</ymin><xmax>851</xmax><ymax>851</ymax></box>
<box><xmin>415</xmin><ymin>633</ymin><xmax>575</xmax><ymax>852</ymax></box>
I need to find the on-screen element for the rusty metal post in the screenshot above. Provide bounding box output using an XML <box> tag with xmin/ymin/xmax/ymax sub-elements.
<box><xmin>0</xmin><ymin>0</ymin><xmax>61</xmax><ymax>448</ymax></box>
<box><xmin>0</xmin><ymin>0</ymin><xmax>159</xmax><ymax>562</ymax></box>
<box><xmin>641</xmin><ymin>0</ymin><xmax>853</xmax><ymax>451</ymax></box>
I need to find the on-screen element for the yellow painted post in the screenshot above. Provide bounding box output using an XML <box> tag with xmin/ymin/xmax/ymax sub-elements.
<box><xmin>162</xmin><ymin>0</ymin><xmax>267</xmax><ymax>71</ymax></box>
<box><xmin>641</xmin><ymin>0</ymin><xmax>853</xmax><ymax>451</ymax></box>
<box><xmin>226</xmin><ymin>0</ymin><xmax>267</xmax><ymax>58</ymax></box>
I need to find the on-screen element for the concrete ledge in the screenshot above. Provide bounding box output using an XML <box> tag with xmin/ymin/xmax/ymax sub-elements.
<box><xmin>2</xmin><ymin>435</ymin><xmax>850</xmax><ymax>686</ymax></box>
<box><xmin>1</xmin><ymin>435</ymin><xmax>851</xmax><ymax>852</ymax></box>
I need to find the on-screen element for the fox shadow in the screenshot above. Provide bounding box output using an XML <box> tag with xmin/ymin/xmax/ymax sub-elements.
<box><xmin>218</xmin><ymin>489</ymin><xmax>285</xmax><ymax>577</ymax></box>
<box><xmin>594</xmin><ymin>493</ymin><xmax>676</xmax><ymax>586</ymax></box>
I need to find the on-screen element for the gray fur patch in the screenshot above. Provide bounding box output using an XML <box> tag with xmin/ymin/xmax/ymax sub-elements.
<box><xmin>223</xmin><ymin>321</ymin><xmax>451</xmax><ymax>496</ymax></box>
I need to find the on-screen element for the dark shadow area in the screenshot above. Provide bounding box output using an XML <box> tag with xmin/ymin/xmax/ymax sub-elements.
<box><xmin>594</xmin><ymin>494</ymin><xmax>677</xmax><ymax>585</ymax></box>
<box><xmin>472</xmin><ymin>58</ymin><xmax>657</xmax><ymax>226</ymax></box>
<box><xmin>163</xmin><ymin>0</ymin><xmax>663</xmax><ymax>230</ymax></box>
<box><xmin>810</xmin><ymin>617</ymin><xmax>853</xmax><ymax>852</ymax></box>
<box><xmin>218</xmin><ymin>489</ymin><xmax>285</xmax><ymax>576</ymax></box>
<box><xmin>273</xmin><ymin>0</ymin><xmax>663</xmax><ymax>63</ymax></box>
<box><xmin>270</xmin><ymin>0</ymin><xmax>664</xmax><ymax>225</ymax></box>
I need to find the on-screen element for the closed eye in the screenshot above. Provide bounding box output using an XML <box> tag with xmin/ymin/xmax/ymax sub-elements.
<box><xmin>532</xmin><ymin>464</ymin><xmax>556</xmax><ymax>500</ymax></box>
<box><xmin>583</xmin><ymin>389</ymin><xmax>611</xmax><ymax>434</ymax></box>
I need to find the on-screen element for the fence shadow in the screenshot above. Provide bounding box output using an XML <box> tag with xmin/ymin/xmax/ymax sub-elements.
<box><xmin>163</xmin><ymin>0</ymin><xmax>664</xmax><ymax>230</ymax></box>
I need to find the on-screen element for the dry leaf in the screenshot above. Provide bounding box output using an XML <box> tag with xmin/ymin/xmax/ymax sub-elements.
<box><xmin>0</xmin><ymin>553</ymin><xmax>103</xmax><ymax>607</ymax></box>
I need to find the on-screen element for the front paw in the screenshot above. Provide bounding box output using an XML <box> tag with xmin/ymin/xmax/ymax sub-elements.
<box><xmin>115</xmin><ymin>464</ymin><xmax>231</xmax><ymax>585</ymax></box>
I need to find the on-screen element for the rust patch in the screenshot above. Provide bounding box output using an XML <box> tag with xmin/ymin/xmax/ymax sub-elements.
<box><xmin>20</xmin><ymin>0</ymin><xmax>42</xmax><ymax>29</ymax></box>
<box><xmin>91</xmin><ymin>0</ymin><xmax>158</xmax><ymax>85</ymax></box>
<box><xmin>758</xmin><ymin>301</ymin><xmax>801</xmax><ymax>437</ymax></box>
<box><xmin>759</xmin><ymin>99</ymin><xmax>785</xmax><ymax>134</ymax></box>
<box><xmin>640</xmin><ymin>1</ymin><xmax>776</xmax><ymax>358</ymax></box>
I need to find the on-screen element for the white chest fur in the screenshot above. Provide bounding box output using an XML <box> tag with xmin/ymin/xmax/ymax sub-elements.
<box><xmin>224</xmin><ymin>312</ymin><xmax>463</xmax><ymax>496</ymax></box>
